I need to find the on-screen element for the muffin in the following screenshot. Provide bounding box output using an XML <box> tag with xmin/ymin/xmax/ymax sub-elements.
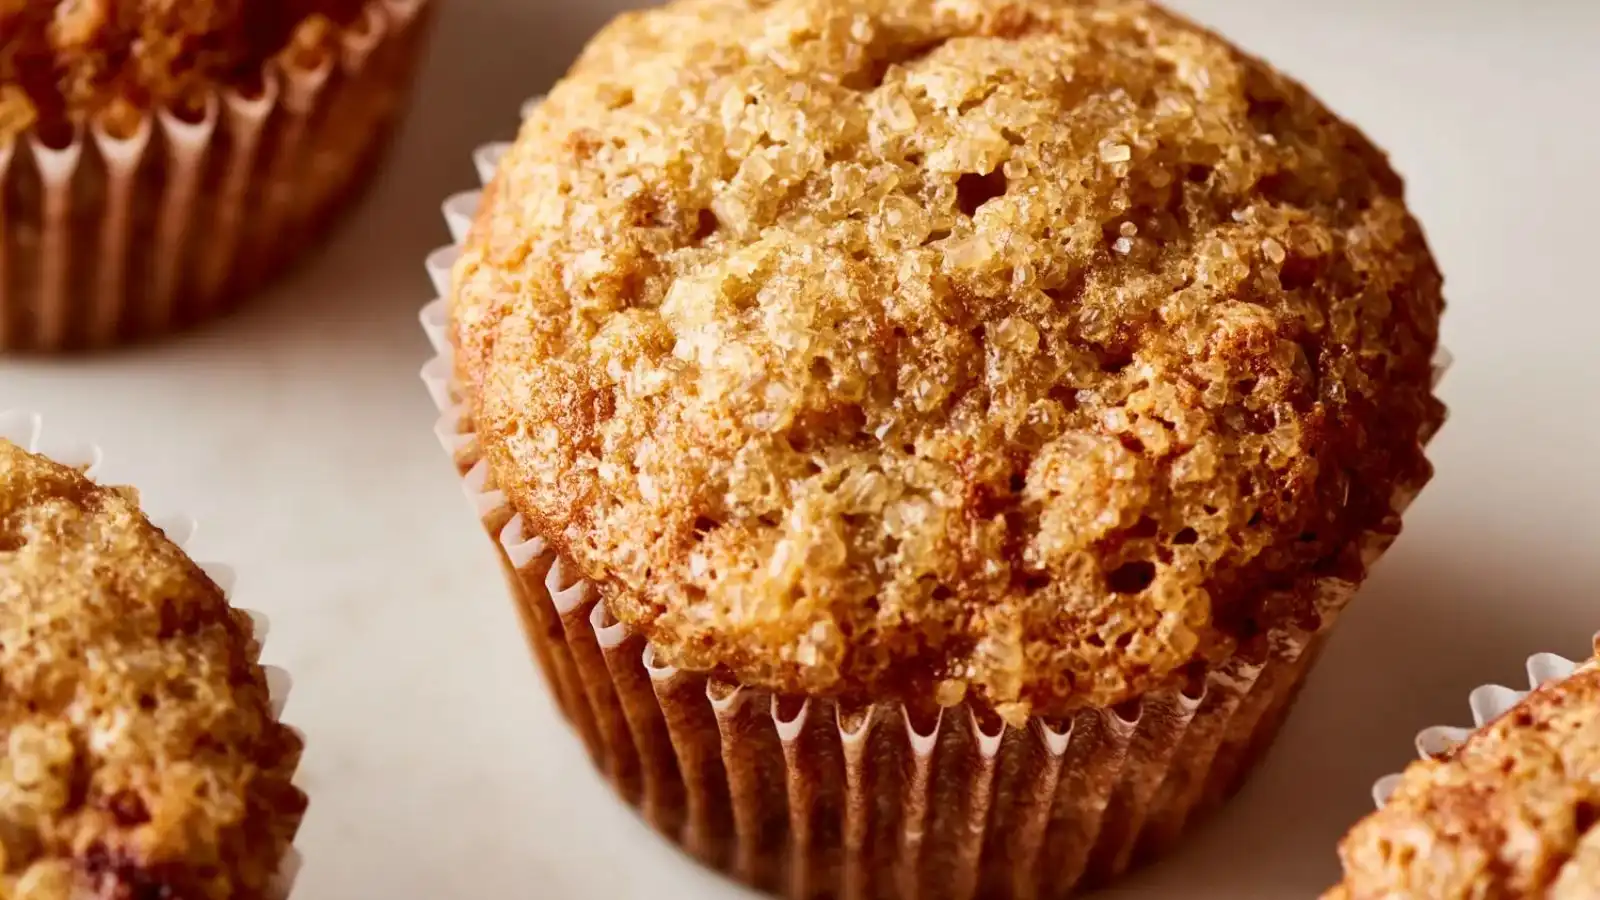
<box><xmin>432</xmin><ymin>0</ymin><xmax>1447</xmax><ymax>895</ymax></box>
<box><xmin>1326</xmin><ymin>645</ymin><xmax>1600</xmax><ymax>900</ymax></box>
<box><xmin>0</xmin><ymin>430</ymin><xmax>304</xmax><ymax>897</ymax></box>
<box><xmin>0</xmin><ymin>0</ymin><xmax>435</xmax><ymax>352</ymax></box>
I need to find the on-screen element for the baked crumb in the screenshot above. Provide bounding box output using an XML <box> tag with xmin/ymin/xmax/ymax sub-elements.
<box><xmin>1327</xmin><ymin>653</ymin><xmax>1600</xmax><ymax>899</ymax></box>
<box><xmin>0</xmin><ymin>441</ymin><xmax>302</xmax><ymax>900</ymax></box>
<box><xmin>453</xmin><ymin>0</ymin><xmax>1445</xmax><ymax>717</ymax></box>
<box><xmin>0</xmin><ymin>0</ymin><xmax>366</xmax><ymax>140</ymax></box>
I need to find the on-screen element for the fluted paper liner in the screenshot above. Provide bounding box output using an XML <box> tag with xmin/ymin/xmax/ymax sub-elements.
<box><xmin>1369</xmin><ymin>634</ymin><xmax>1600</xmax><ymax>811</ymax></box>
<box><xmin>0</xmin><ymin>0</ymin><xmax>433</xmax><ymax>353</ymax></box>
<box><xmin>0</xmin><ymin>411</ymin><xmax>305</xmax><ymax>898</ymax></box>
<box><xmin>420</xmin><ymin>131</ymin><xmax>1451</xmax><ymax>898</ymax></box>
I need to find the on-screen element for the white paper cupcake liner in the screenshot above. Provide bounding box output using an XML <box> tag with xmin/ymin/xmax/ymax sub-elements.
<box><xmin>1370</xmin><ymin>633</ymin><xmax>1600</xmax><ymax>810</ymax></box>
<box><xmin>422</xmin><ymin>110</ymin><xmax>1453</xmax><ymax>898</ymax></box>
<box><xmin>0</xmin><ymin>410</ymin><xmax>305</xmax><ymax>898</ymax></box>
<box><xmin>0</xmin><ymin>0</ymin><xmax>433</xmax><ymax>353</ymax></box>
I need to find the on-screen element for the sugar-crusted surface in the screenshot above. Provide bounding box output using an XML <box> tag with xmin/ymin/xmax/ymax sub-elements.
<box><xmin>452</xmin><ymin>0</ymin><xmax>1445</xmax><ymax>718</ymax></box>
<box><xmin>1326</xmin><ymin>653</ymin><xmax>1600</xmax><ymax>900</ymax></box>
<box><xmin>0</xmin><ymin>0</ymin><xmax>365</xmax><ymax>139</ymax></box>
<box><xmin>0</xmin><ymin>441</ymin><xmax>302</xmax><ymax>900</ymax></box>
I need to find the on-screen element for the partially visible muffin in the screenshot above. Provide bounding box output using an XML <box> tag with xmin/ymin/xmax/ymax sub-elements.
<box><xmin>0</xmin><ymin>0</ymin><xmax>435</xmax><ymax>351</ymax></box>
<box><xmin>0</xmin><ymin>441</ymin><xmax>303</xmax><ymax>899</ymax></box>
<box><xmin>1326</xmin><ymin>652</ymin><xmax>1600</xmax><ymax>900</ymax></box>
<box><xmin>0</xmin><ymin>0</ymin><xmax>363</xmax><ymax>138</ymax></box>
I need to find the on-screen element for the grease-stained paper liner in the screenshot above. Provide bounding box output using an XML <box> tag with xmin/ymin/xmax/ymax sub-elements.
<box><xmin>421</xmin><ymin>128</ymin><xmax>1452</xmax><ymax>897</ymax></box>
<box><xmin>427</xmin><ymin>389</ymin><xmax>1346</xmax><ymax>899</ymax></box>
<box><xmin>0</xmin><ymin>0</ymin><xmax>433</xmax><ymax>353</ymax></box>
<box><xmin>1369</xmin><ymin>634</ymin><xmax>1600</xmax><ymax>811</ymax></box>
<box><xmin>0</xmin><ymin>411</ymin><xmax>305</xmax><ymax>898</ymax></box>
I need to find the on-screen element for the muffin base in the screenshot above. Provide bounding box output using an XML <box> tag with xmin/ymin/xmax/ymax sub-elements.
<box><xmin>422</xmin><ymin>344</ymin><xmax>1354</xmax><ymax>899</ymax></box>
<box><xmin>522</xmin><ymin>497</ymin><xmax>1324</xmax><ymax>898</ymax></box>
<box><xmin>0</xmin><ymin>410</ymin><xmax>305</xmax><ymax>897</ymax></box>
<box><xmin>0</xmin><ymin>0</ymin><xmax>434</xmax><ymax>353</ymax></box>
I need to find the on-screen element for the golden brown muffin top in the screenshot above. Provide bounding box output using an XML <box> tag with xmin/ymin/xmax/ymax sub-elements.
<box><xmin>0</xmin><ymin>0</ymin><xmax>365</xmax><ymax>141</ymax></box>
<box><xmin>1327</xmin><ymin>650</ymin><xmax>1600</xmax><ymax>900</ymax></box>
<box><xmin>452</xmin><ymin>0</ymin><xmax>1445</xmax><ymax>719</ymax></box>
<box><xmin>0</xmin><ymin>441</ymin><xmax>303</xmax><ymax>900</ymax></box>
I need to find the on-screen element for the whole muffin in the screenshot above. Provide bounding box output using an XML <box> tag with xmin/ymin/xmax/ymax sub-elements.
<box><xmin>0</xmin><ymin>0</ymin><xmax>434</xmax><ymax>352</ymax></box>
<box><xmin>1326</xmin><ymin>652</ymin><xmax>1600</xmax><ymax>900</ymax></box>
<box><xmin>0</xmin><ymin>439</ymin><xmax>304</xmax><ymax>898</ymax></box>
<box><xmin>444</xmin><ymin>0</ymin><xmax>1446</xmax><ymax>894</ymax></box>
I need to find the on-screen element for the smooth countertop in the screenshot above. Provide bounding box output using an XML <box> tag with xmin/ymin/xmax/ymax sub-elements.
<box><xmin>3</xmin><ymin>1</ymin><xmax>1597</xmax><ymax>896</ymax></box>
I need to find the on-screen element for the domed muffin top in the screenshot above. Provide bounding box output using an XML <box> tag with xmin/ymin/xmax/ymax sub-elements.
<box><xmin>0</xmin><ymin>441</ymin><xmax>302</xmax><ymax>899</ymax></box>
<box><xmin>0</xmin><ymin>0</ymin><xmax>366</xmax><ymax>140</ymax></box>
<box><xmin>453</xmin><ymin>0</ymin><xmax>1445</xmax><ymax>719</ymax></box>
<box><xmin>1326</xmin><ymin>652</ymin><xmax>1600</xmax><ymax>900</ymax></box>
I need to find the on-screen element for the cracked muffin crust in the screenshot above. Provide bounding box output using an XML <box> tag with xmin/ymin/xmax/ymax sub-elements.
<box><xmin>0</xmin><ymin>0</ymin><xmax>365</xmax><ymax>140</ymax></box>
<box><xmin>1326</xmin><ymin>651</ymin><xmax>1600</xmax><ymax>900</ymax></box>
<box><xmin>0</xmin><ymin>441</ymin><xmax>302</xmax><ymax>900</ymax></box>
<box><xmin>452</xmin><ymin>0</ymin><xmax>1446</xmax><ymax>720</ymax></box>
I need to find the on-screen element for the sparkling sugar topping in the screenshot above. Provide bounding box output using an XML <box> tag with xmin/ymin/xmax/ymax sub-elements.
<box><xmin>453</xmin><ymin>0</ymin><xmax>1445</xmax><ymax>719</ymax></box>
<box><xmin>0</xmin><ymin>442</ymin><xmax>302</xmax><ymax>899</ymax></box>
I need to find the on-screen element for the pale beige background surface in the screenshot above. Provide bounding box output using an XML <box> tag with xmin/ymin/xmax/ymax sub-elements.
<box><xmin>3</xmin><ymin>1</ymin><xmax>1598</xmax><ymax>897</ymax></box>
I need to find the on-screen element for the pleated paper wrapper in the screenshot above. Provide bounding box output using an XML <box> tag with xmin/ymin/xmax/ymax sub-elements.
<box><xmin>0</xmin><ymin>411</ymin><xmax>306</xmax><ymax>898</ymax></box>
<box><xmin>1369</xmin><ymin>635</ymin><xmax>1600</xmax><ymax>811</ymax></box>
<box><xmin>420</xmin><ymin>127</ymin><xmax>1452</xmax><ymax>899</ymax></box>
<box><xmin>0</xmin><ymin>0</ymin><xmax>434</xmax><ymax>353</ymax></box>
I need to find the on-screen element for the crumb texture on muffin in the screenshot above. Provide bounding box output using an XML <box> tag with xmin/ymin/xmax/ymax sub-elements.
<box><xmin>0</xmin><ymin>0</ymin><xmax>366</xmax><ymax>139</ymax></box>
<box><xmin>453</xmin><ymin>0</ymin><xmax>1445</xmax><ymax>718</ymax></box>
<box><xmin>1326</xmin><ymin>655</ymin><xmax>1600</xmax><ymax>900</ymax></box>
<box><xmin>0</xmin><ymin>441</ymin><xmax>302</xmax><ymax>900</ymax></box>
